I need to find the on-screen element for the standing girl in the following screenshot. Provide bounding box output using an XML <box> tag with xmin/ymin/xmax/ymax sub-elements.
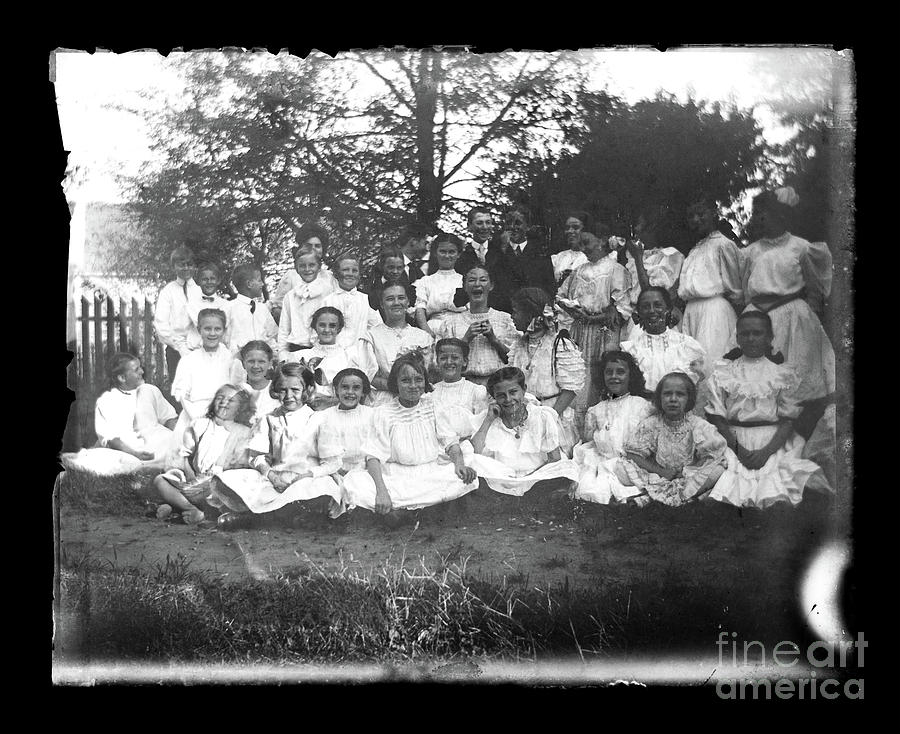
<box><xmin>572</xmin><ymin>351</ymin><xmax>654</xmax><ymax>505</ymax></box>
<box><xmin>366</xmin><ymin>247</ymin><xmax>416</xmax><ymax>314</ymax></box>
<box><xmin>230</xmin><ymin>340</ymin><xmax>280</xmax><ymax>425</ymax></box>
<box><xmin>621</xmin><ymin>287</ymin><xmax>707</xmax><ymax>392</ymax></box>
<box><xmin>436</xmin><ymin>266</ymin><xmax>518</xmax><ymax>385</ymax></box>
<box><xmin>468</xmin><ymin>367</ymin><xmax>580</xmax><ymax>496</ymax></box>
<box><xmin>151</xmin><ymin>385</ymin><xmax>254</xmax><ymax>525</ymax></box>
<box><xmin>741</xmin><ymin>187</ymin><xmax>834</xmax><ymax>406</ymax></box>
<box><xmin>618</xmin><ymin>372</ymin><xmax>727</xmax><ymax>507</ymax></box>
<box><xmin>341</xmin><ymin>352</ymin><xmax>478</xmax><ymax>515</ymax></box>
<box><xmin>677</xmin><ymin>198</ymin><xmax>744</xmax><ymax>367</ymax></box>
<box><xmin>277</xmin><ymin>244</ymin><xmax>335</xmax><ymax>362</ymax></box>
<box><xmin>705</xmin><ymin>311</ymin><xmax>830</xmax><ymax>508</ymax></box>
<box><xmin>354</xmin><ymin>283</ymin><xmax>434</xmax><ymax>407</ymax></box>
<box><xmin>508</xmin><ymin>287</ymin><xmax>585</xmax><ymax>456</ymax></box>
<box><xmin>210</xmin><ymin>363</ymin><xmax>343</xmax><ymax>528</ymax></box>
<box><xmin>414</xmin><ymin>233</ymin><xmax>467</xmax><ymax>337</ymax></box>
<box><xmin>170</xmin><ymin>308</ymin><xmax>237</xmax><ymax>445</ymax></box>
<box><xmin>556</xmin><ymin>230</ymin><xmax>632</xmax><ymax>424</ymax></box>
<box><xmin>551</xmin><ymin>210</ymin><xmax>590</xmax><ymax>287</ymax></box>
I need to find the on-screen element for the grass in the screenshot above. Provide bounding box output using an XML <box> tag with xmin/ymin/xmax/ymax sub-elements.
<box><xmin>57</xmin><ymin>467</ymin><xmax>155</xmax><ymax>517</ymax></box>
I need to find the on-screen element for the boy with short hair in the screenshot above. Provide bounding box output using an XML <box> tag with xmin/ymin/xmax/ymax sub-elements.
<box><xmin>322</xmin><ymin>255</ymin><xmax>382</xmax><ymax>349</ymax></box>
<box><xmin>153</xmin><ymin>246</ymin><xmax>201</xmax><ymax>379</ymax></box>
<box><xmin>186</xmin><ymin>261</ymin><xmax>232</xmax><ymax>350</ymax></box>
<box><xmin>228</xmin><ymin>263</ymin><xmax>278</xmax><ymax>354</ymax></box>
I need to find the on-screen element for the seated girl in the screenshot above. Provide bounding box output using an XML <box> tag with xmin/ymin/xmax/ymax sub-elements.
<box><xmin>705</xmin><ymin>311</ymin><xmax>831</xmax><ymax>509</ymax></box>
<box><xmin>621</xmin><ymin>287</ymin><xmax>707</xmax><ymax>392</ymax></box>
<box><xmin>230</xmin><ymin>340</ymin><xmax>280</xmax><ymax>425</ymax></box>
<box><xmin>340</xmin><ymin>352</ymin><xmax>478</xmax><ymax>516</ymax></box>
<box><xmin>292</xmin><ymin>306</ymin><xmax>352</xmax><ymax>410</ymax></box>
<box><xmin>414</xmin><ymin>233</ymin><xmax>467</xmax><ymax>337</ymax></box>
<box><xmin>572</xmin><ymin>351</ymin><xmax>654</xmax><ymax>504</ymax></box>
<box><xmin>430</xmin><ymin>338</ymin><xmax>490</xmax><ymax>440</ymax></box>
<box><xmin>64</xmin><ymin>353</ymin><xmax>178</xmax><ymax>476</ymax></box>
<box><xmin>508</xmin><ymin>287</ymin><xmax>585</xmax><ymax>456</ymax></box>
<box><xmin>618</xmin><ymin>371</ymin><xmax>727</xmax><ymax>507</ymax></box>
<box><xmin>436</xmin><ymin>266</ymin><xmax>518</xmax><ymax>385</ymax></box>
<box><xmin>210</xmin><ymin>363</ymin><xmax>343</xmax><ymax>528</ymax></box>
<box><xmin>150</xmin><ymin>385</ymin><xmax>254</xmax><ymax>525</ymax></box>
<box><xmin>354</xmin><ymin>283</ymin><xmax>434</xmax><ymax>407</ymax></box>
<box><xmin>311</xmin><ymin>368</ymin><xmax>376</xmax><ymax>478</ymax></box>
<box><xmin>467</xmin><ymin>367</ymin><xmax>580</xmax><ymax>496</ymax></box>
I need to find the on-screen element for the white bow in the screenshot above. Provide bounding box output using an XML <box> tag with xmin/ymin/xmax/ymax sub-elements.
<box><xmin>775</xmin><ymin>186</ymin><xmax>800</xmax><ymax>207</ymax></box>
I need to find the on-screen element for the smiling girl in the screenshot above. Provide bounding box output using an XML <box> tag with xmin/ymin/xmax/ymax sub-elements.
<box><xmin>230</xmin><ymin>340</ymin><xmax>280</xmax><ymax>425</ymax></box>
<box><xmin>705</xmin><ymin>311</ymin><xmax>831</xmax><ymax>508</ymax></box>
<box><xmin>341</xmin><ymin>352</ymin><xmax>478</xmax><ymax>517</ymax></box>
<box><xmin>572</xmin><ymin>351</ymin><xmax>654</xmax><ymax>504</ymax></box>
<box><xmin>467</xmin><ymin>367</ymin><xmax>580</xmax><ymax>496</ymax></box>
<box><xmin>414</xmin><ymin>233</ymin><xmax>467</xmax><ymax>337</ymax></box>
<box><xmin>618</xmin><ymin>372</ymin><xmax>727</xmax><ymax>507</ymax></box>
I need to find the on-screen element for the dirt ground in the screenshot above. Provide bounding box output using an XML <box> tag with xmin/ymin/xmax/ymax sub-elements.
<box><xmin>57</xmin><ymin>478</ymin><xmax>844</xmax><ymax>604</ymax></box>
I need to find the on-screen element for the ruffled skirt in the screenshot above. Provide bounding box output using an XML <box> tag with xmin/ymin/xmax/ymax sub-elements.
<box><xmin>708</xmin><ymin>425</ymin><xmax>831</xmax><ymax>509</ymax></box>
<box><xmin>570</xmin><ymin>321</ymin><xmax>620</xmax><ymax>417</ymax></box>
<box><xmin>617</xmin><ymin>455</ymin><xmax>726</xmax><ymax>507</ymax></box>
<box><xmin>341</xmin><ymin>456</ymin><xmax>477</xmax><ymax>511</ymax></box>
<box><xmin>744</xmin><ymin>299</ymin><xmax>835</xmax><ymax>403</ymax></box>
<box><xmin>571</xmin><ymin>443</ymin><xmax>642</xmax><ymax>504</ymax></box>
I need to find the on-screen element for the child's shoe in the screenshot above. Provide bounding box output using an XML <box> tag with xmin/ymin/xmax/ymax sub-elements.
<box><xmin>182</xmin><ymin>507</ymin><xmax>205</xmax><ymax>525</ymax></box>
<box><xmin>156</xmin><ymin>504</ymin><xmax>173</xmax><ymax>520</ymax></box>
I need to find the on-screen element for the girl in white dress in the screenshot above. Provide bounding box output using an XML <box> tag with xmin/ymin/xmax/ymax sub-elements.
<box><xmin>551</xmin><ymin>211</ymin><xmax>590</xmax><ymax>286</ymax></box>
<box><xmin>556</xmin><ymin>231</ymin><xmax>632</xmax><ymax>427</ymax></box>
<box><xmin>277</xmin><ymin>245</ymin><xmax>336</xmax><ymax>361</ymax></box>
<box><xmin>572</xmin><ymin>351</ymin><xmax>654</xmax><ymax>504</ymax></box>
<box><xmin>618</xmin><ymin>372</ymin><xmax>727</xmax><ymax>507</ymax></box>
<box><xmin>621</xmin><ymin>287</ymin><xmax>707</xmax><ymax>392</ymax></box>
<box><xmin>64</xmin><ymin>353</ymin><xmax>179</xmax><ymax>476</ymax></box>
<box><xmin>705</xmin><ymin>311</ymin><xmax>830</xmax><ymax>508</ymax></box>
<box><xmin>269</xmin><ymin>223</ymin><xmax>339</xmax><ymax>320</ymax></box>
<box><xmin>430</xmin><ymin>338</ymin><xmax>490</xmax><ymax>441</ymax></box>
<box><xmin>151</xmin><ymin>385</ymin><xmax>254</xmax><ymax>525</ymax></box>
<box><xmin>508</xmin><ymin>287</ymin><xmax>586</xmax><ymax>456</ymax></box>
<box><xmin>295</xmin><ymin>306</ymin><xmax>353</xmax><ymax>410</ymax></box>
<box><xmin>414</xmin><ymin>233</ymin><xmax>466</xmax><ymax>337</ymax></box>
<box><xmin>230</xmin><ymin>340</ymin><xmax>280</xmax><ymax>426</ymax></box>
<box><xmin>678</xmin><ymin>199</ymin><xmax>744</xmax><ymax>368</ymax></box>
<box><xmin>468</xmin><ymin>367</ymin><xmax>580</xmax><ymax>496</ymax></box>
<box><xmin>742</xmin><ymin>187</ymin><xmax>835</xmax><ymax>406</ymax></box>
<box><xmin>341</xmin><ymin>352</ymin><xmax>478</xmax><ymax>516</ymax></box>
<box><xmin>354</xmin><ymin>284</ymin><xmax>434</xmax><ymax>407</ymax></box>
<box><xmin>436</xmin><ymin>266</ymin><xmax>519</xmax><ymax>385</ymax></box>
<box><xmin>210</xmin><ymin>363</ymin><xmax>343</xmax><ymax>529</ymax></box>
<box><xmin>312</xmin><ymin>369</ymin><xmax>376</xmax><ymax>479</ymax></box>
<box><xmin>170</xmin><ymin>308</ymin><xmax>238</xmax><ymax>448</ymax></box>
<box><xmin>322</xmin><ymin>256</ymin><xmax>382</xmax><ymax>350</ymax></box>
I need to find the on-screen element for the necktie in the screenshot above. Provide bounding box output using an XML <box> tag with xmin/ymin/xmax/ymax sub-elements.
<box><xmin>182</xmin><ymin>282</ymin><xmax>188</xmax><ymax>298</ymax></box>
<box><xmin>514</xmin><ymin>246</ymin><xmax>522</xmax><ymax>257</ymax></box>
<box><xmin>250</xmin><ymin>300</ymin><xmax>256</xmax><ymax>314</ymax></box>
<box><xmin>202</xmin><ymin>296</ymin><xmax>215</xmax><ymax>302</ymax></box>
<box><xmin>409</xmin><ymin>260</ymin><xmax>426</xmax><ymax>282</ymax></box>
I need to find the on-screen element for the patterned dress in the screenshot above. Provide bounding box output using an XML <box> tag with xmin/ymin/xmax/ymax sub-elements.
<box><xmin>618</xmin><ymin>413</ymin><xmax>727</xmax><ymax>506</ymax></box>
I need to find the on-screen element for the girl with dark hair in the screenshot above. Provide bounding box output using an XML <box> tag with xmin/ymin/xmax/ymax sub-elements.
<box><xmin>341</xmin><ymin>352</ymin><xmax>478</xmax><ymax>515</ymax></box>
<box><xmin>467</xmin><ymin>366</ymin><xmax>580</xmax><ymax>496</ymax></box>
<box><xmin>617</xmin><ymin>372</ymin><xmax>727</xmax><ymax>507</ymax></box>
<box><xmin>742</xmin><ymin>186</ymin><xmax>834</xmax><ymax>406</ymax></box>
<box><xmin>430</xmin><ymin>338</ymin><xmax>490</xmax><ymax>440</ymax></box>
<box><xmin>705</xmin><ymin>311</ymin><xmax>831</xmax><ymax>508</ymax></box>
<box><xmin>551</xmin><ymin>211</ymin><xmax>591</xmax><ymax>285</ymax></box>
<box><xmin>230</xmin><ymin>340</ymin><xmax>280</xmax><ymax>425</ymax></box>
<box><xmin>413</xmin><ymin>233</ymin><xmax>467</xmax><ymax>337</ymax></box>
<box><xmin>210</xmin><ymin>362</ymin><xmax>343</xmax><ymax>528</ymax></box>
<box><xmin>366</xmin><ymin>246</ymin><xmax>416</xmax><ymax>313</ymax></box>
<box><xmin>309</xmin><ymin>368</ymin><xmax>375</xmax><ymax>479</ymax></box>
<box><xmin>508</xmin><ymin>287</ymin><xmax>585</xmax><ymax>456</ymax></box>
<box><xmin>571</xmin><ymin>351</ymin><xmax>654</xmax><ymax>504</ymax></box>
<box><xmin>436</xmin><ymin>266</ymin><xmax>518</xmax><ymax>385</ymax></box>
<box><xmin>296</xmin><ymin>306</ymin><xmax>353</xmax><ymax>409</ymax></box>
<box><xmin>151</xmin><ymin>384</ymin><xmax>254</xmax><ymax>525</ymax></box>
<box><xmin>621</xmin><ymin>287</ymin><xmax>707</xmax><ymax>392</ymax></box>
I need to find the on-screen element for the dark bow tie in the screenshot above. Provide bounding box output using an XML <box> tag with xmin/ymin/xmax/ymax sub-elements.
<box><xmin>202</xmin><ymin>296</ymin><xmax>215</xmax><ymax>302</ymax></box>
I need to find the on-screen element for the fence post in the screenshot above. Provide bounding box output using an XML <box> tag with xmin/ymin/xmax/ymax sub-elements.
<box><xmin>93</xmin><ymin>293</ymin><xmax>103</xmax><ymax>393</ymax></box>
<box><xmin>131</xmin><ymin>297</ymin><xmax>140</xmax><ymax>358</ymax></box>
<box><xmin>144</xmin><ymin>299</ymin><xmax>154</xmax><ymax>384</ymax></box>
<box><xmin>106</xmin><ymin>296</ymin><xmax>116</xmax><ymax>360</ymax></box>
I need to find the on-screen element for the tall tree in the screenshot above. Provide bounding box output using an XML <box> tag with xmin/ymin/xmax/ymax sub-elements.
<box><xmin>121</xmin><ymin>50</ymin><xmax>588</xmax><ymax>282</ymax></box>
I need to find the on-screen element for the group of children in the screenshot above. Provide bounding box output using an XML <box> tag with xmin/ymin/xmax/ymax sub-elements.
<box><xmin>69</xmin><ymin>185</ymin><xmax>836</xmax><ymax>528</ymax></box>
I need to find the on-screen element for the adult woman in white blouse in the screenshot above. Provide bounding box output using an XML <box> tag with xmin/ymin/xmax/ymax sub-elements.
<box><xmin>742</xmin><ymin>186</ymin><xmax>834</xmax><ymax>406</ymax></box>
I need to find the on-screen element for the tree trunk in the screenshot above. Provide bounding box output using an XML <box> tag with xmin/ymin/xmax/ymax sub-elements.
<box><xmin>414</xmin><ymin>53</ymin><xmax>442</xmax><ymax>227</ymax></box>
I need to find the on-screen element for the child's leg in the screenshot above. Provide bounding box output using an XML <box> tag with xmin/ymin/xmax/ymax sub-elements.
<box><xmin>151</xmin><ymin>474</ymin><xmax>200</xmax><ymax>513</ymax></box>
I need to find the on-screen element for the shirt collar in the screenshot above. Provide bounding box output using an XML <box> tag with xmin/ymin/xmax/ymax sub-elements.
<box><xmin>234</xmin><ymin>293</ymin><xmax>252</xmax><ymax>304</ymax></box>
